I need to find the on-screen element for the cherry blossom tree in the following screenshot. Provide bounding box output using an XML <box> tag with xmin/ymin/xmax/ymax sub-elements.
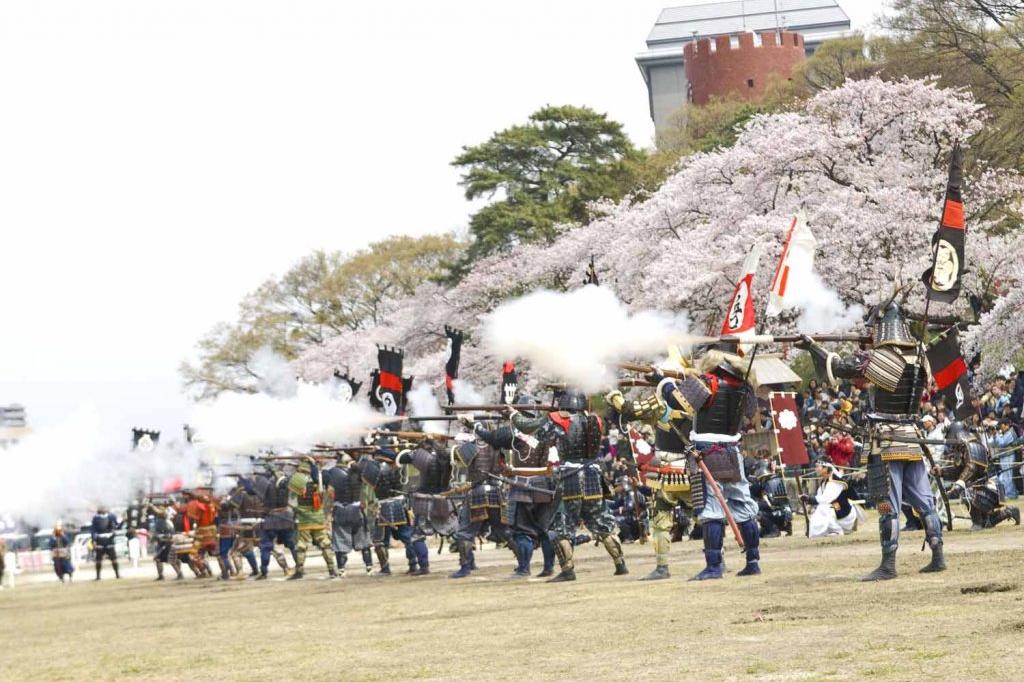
<box><xmin>294</xmin><ymin>77</ymin><xmax>1024</xmax><ymax>390</ymax></box>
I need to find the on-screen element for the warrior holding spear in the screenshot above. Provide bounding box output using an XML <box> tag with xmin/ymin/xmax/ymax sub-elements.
<box><xmin>797</xmin><ymin>300</ymin><xmax>947</xmax><ymax>580</ymax></box>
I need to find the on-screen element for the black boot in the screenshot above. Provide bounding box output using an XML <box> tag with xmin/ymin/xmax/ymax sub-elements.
<box><xmin>920</xmin><ymin>510</ymin><xmax>946</xmax><ymax>573</ymax></box>
<box><xmin>547</xmin><ymin>569</ymin><xmax>576</xmax><ymax>582</ymax></box>
<box><xmin>862</xmin><ymin>550</ymin><xmax>897</xmax><ymax>581</ymax></box>
<box><xmin>991</xmin><ymin>506</ymin><xmax>1020</xmax><ymax>527</ymax></box>
<box><xmin>920</xmin><ymin>543</ymin><xmax>946</xmax><ymax>573</ymax></box>
<box><xmin>95</xmin><ymin>562</ymin><xmax>102</xmax><ymax>581</ymax></box>
<box><xmin>736</xmin><ymin>519</ymin><xmax>761</xmax><ymax>576</ymax></box>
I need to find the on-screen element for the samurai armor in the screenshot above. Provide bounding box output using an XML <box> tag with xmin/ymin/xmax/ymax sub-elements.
<box><xmin>468</xmin><ymin>483</ymin><xmax>502</xmax><ymax>523</ymax></box>
<box><xmin>873</xmin><ymin>303</ymin><xmax>916</xmax><ymax>348</ymax></box>
<box><xmin>172</xmin><ymin>533</ymin><xmax>196</xmax><ymax>555</ymax></box>
<box><xmin>358</xmin><ymin>456</ymin><xmax>381</xmax><ymax>486</ymax></box>
<box><xmin>469</xmin><ymin>483</ymin><xmax>502</xmax><ymax>511</ymax></box>
<box><xmin>668</xmin><ymin>375</ymin><xmax>711</xmax><ymax>417</ymax></box>
<box><xmin>507</xmin><ymin>475</ymin><xmax>555</xmax><ymax>504</ymax></box>
<box><xmin>693</xmin><ymin>382</ymin><xmax>745</xmax><ymax>436</ymax></box>
<box><xmin>559</xmin><ymin>413</ymin><xmax>604</xmax><ymax>462</ymax></box>
<box><xmin>411</xmin><ymin>494</ymin><xmax>458</xmax><ymax>535</ymax></box>
<box><xmin>644</xmin><ymin>463</ymin><xmax>690</xmax><ymax>494</ymax></box>
<box><xmin>865</xmin><ymin>454</ymin><xmax>892</xmax><ymax>510</ymax></box>
<box><xmin>969</xmin><ymin>485</ymin><xmax>1000</xmax><ymax>515</ymax></box>
<box><xmin>333</xmin><ymin>502</ymin><xmax>364</xmax><ymax>527</ymax></box>
<box><xmin>194</xmin><ymin>525</ymin><xmax>219</xmax><ymax>552</ymax></box>
<box><xmin>863</xmin><ymin>346</ymin><xmax>907</xmax><ymax>394</ymax></box>
<box><xmin>236</xmin><ymin>520</ymin><xmax>260</xmax><ymax>540</ymax></box>
<box><xmin>871</xmin><ymin>422</ymin><xmax>923</xmax><ymax>462</ymax></box>
<box><xmin>377</xmin><ymin>497</ymin><xmax>411</xmax><ymax>527</ymax></box>
<box><xmin>498</xmin><ymin>493</ymin><xmax>512</xmax><ymax>526</ymax></box>
<box><xmin>559</xmin><ymin>463</ymin><xmax>604</xmax><ymax>501</ymax></box>
<box><xmin>691</xmin><ymin>444</ymin><xmax>742</xmax><ymax>484</ymax></box>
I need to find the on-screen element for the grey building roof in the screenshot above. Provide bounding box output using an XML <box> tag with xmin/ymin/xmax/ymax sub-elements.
<box><xmin>646</xmin><ymin>0</ymin><xmax>851</xmax><ymax>47</ymax></box>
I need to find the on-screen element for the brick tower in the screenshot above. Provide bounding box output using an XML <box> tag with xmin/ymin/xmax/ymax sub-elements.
<box><xmin>683</xmin><ymin>31</ymin><xmax>806</xmax><ymax>106</ymax></box>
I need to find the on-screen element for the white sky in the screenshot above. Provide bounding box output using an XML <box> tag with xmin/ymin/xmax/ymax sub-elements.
<box><xmin>0</xmin><ymin>0</ymin><xmax>886</xmax><ymax>435</ymax></box>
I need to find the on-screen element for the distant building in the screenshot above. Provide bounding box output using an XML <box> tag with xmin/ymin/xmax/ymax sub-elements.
<box><xmin>0</xmin><ymin>403</ymin><xmax>29</xmax><ymax>449</ymax></box>
<box><xmin>636</xmin><ymin>0</ymin><xmax>852</xmax><ymax>133</ymax></box>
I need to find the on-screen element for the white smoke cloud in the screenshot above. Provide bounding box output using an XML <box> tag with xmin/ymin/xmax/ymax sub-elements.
<box><xmin>0</xmin><ymin>349</ymin><xmax>380</xmax><ymax>527</ymax></box>
<box><xmin>452</xmin><ymin>379</ymin><xmax>486</xmax><ymax>405</ymax></box>
<box><xmin>252</xmin><ymin>346</ymin><xmax>299</xmax><ymax>398</ymax></box>
<box><xmin>0</xmin><ymin>406</ymin><xmax>206</xmax><ymax>527</ymax></box>
<box><xmin>189</xmin><ymin>381</ymin><xmax>382</xmax><ymax>455</ymax></box>
<box><xmin>789</xmin><ymin>271</ymin><xmax>864</xmax><ymax>334</ymax></box>
<box><xmin>405</xmin><ymin>382</ymin><xmax>447</xmax><ymax>434</ymax></box>
<box><xmin>481</xmin><ymin>286</ymin><xmax>691</xmax><ymax>393</ymax></box>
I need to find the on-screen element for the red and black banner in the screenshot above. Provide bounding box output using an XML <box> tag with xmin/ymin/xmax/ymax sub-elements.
<box><xmin>499</xmin><ymin>361</ymin><xmax>518</xmax><ymax>405</ymax></box>
<box><xmin>444</xmin><ymin>326</ymin><xmax>464</xmax><ymax>405</ymax></box>
<box><xmin>927</xmin><ymin>328</ymin><xmax>973</xmax><ymax>421</ymax></box>
<box><xmin>921</xmin><ymin>143</ymin><xmax>966</xmax><ymax>304</ymax></box>
<box><xmin>369</xmin><ymin>346</ymin><xmax>408</xmax><ymax>417</ymax></box>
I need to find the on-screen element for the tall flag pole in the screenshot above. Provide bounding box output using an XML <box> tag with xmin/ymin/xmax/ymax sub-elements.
<box><xmin>921</xmin><ymin>142</ymin><xmax>966</xmax><ymax>305</ymax></box>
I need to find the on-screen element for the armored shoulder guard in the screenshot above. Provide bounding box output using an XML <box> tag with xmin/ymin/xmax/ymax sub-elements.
<box><xmin>863</xmin><ymin>347</ymin><xmax>909</xmax><ymax>393</ymax></box>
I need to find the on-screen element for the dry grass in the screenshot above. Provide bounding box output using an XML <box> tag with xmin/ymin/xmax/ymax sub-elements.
<box><xmin>2</xmin><ymin>519</ymin><xmax>1022</xmax><ymax>682</ymax></box>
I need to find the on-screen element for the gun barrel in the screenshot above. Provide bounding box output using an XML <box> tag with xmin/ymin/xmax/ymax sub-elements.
<box><xmin>443</xmin><ymin>404</ymin><xmax>578</xmax><ymax>413</ymax></box>
<box><xmin>374</xmin><ymin>430</ymin><xmax>453</xmax><ymax>440</ymax></box>
<box><xmin>403</xmin><ymin>415</ymin><xmax>504</xmax><ymax>422</ymax></box>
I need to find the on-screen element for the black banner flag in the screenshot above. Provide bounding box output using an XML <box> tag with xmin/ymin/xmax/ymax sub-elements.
<box><xmin>922</xmin><ymin>143</ymin><xmax>966</xmax><ymax>304</ymax></box>
<box><xmin>444</xmin><ymin>326</ymin><xmax>464</xmax><ymax>405</ymax></box>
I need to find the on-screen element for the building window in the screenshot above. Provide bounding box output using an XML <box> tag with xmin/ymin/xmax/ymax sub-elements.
<box><xmin>747</xmin><ymin>78</ymin><xmax>754</xmax><ymax>88</ymax></box>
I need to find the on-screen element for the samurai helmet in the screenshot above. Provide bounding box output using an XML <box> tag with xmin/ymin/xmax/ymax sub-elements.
<box><xmin>946</xmin><ymin>421</ymin><xmax>971</xmax><ymax>444</ymax></box>
<box><xmin>872</xmin><ymin>301</ymin><xmax>916</xmax><ymax>348</ymax></box>
<box><xmin>555</xmin><ymin>388</ymin><xmax>588</xmax><ymax>411</ymax></box>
